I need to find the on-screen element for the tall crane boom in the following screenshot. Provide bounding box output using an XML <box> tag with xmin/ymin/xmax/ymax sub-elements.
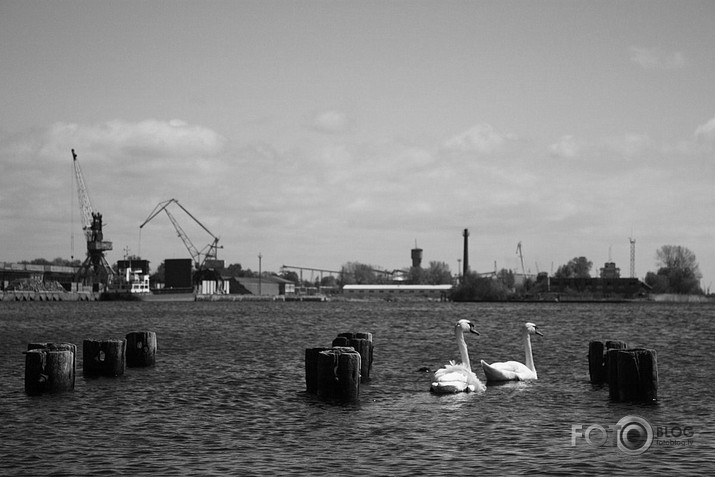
<box><xmin>516</xmin><ymin>241</ymin><xmax>526</xmax><ymax>277</ymax></box>
<box><xmin>72</xmin><ymin>149</ymin><xmax>95</xmax><ymax>241</ymax></box>
<box><xmin>71</xmin><ymin>149</ymin><xmax>114</xmax><ymax>289</ymax></box>
<box><xmin>140</xmin><ymin>198</ymin><xmax>221</xmax><ymax>270</ymax></box>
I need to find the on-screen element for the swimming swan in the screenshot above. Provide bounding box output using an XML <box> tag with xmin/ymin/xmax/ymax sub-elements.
<box><xmin>481</xmin><ymin>322</ymin><xmax>543</xmax><ymax>382</ymax></box>
<box><xmin>431</xmin><ymin>319</ymin><xmax>486</xmax><ymax>394</ymax></box>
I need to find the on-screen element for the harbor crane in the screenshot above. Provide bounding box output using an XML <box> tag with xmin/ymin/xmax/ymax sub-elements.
<box><xmin>72</xmin><ymin>149</ymin><xmax>114</xmax><ymax>290</ymax></box>
<box><xmin>516</xmin><ymin>241</ymin><xmax>527</xmax><ymax>277</ymax></box>
<box><xmin>139</xmin><ymin>199</ymin><xmax>222</xmax><ymax>271</ymax></box>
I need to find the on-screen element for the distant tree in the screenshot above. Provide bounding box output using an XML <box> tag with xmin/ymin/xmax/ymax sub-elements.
<box><xmin>452</xmin><ymin>271</ymin><xmax>508</xmax><ymax>301</ymax></box>
<box><xmin>150</xmin><ymin>262</ymin><xmax>165</xmax><ymax>284</ymax></box>
<box><xmin>21</xmin><ymin>257</ymin><xmax>81</xmax><ymax>267</ymax></box>
<box><xmin>225</xmin><ymin>263</ymin><xmax>245</xmax><ymax>277</ymax></box>
<box><xmin>406</xmin><ymin>266</ymin><xmax>424</xmax><ymax>284</ymax></box>
<box><xmin>496</xmin><ymin>268</ymin><xmax>515</xmax><ymax>289</ymax></box>
<box><xmin>320</xmin><ymin>275</ymin><xmax>337</xmax><ymax>288</ymax></box>
<box><xmin>655</xmin><ymin>245</ymin><xmax>702</xmax><ymax>279</ymax></box>
<box><xmin>280</xmin><ymin>270</ymin><xmax>300</xmax><ymax>284</ymax></box>
<box><xmin>554</xmin><ymin>257</ymin><xmax>593</xmax><ymax>278</ymax></box>
<box><xmin>424</xmin><ymin>261</ymin><xmax>452</xmax><ymax>285</ymax></box>
<box><xmin>646</xmin><ymin>245</ymin><xmax>702</xmax><ymax>294</ymax></box>
<box><xmin>339</xmin><ymin>262</ymin><xmax>379</xmax><ymax>285</ymax></box>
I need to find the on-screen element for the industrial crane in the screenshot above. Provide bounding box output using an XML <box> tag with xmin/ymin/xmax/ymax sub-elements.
<box><xmin>139</xmin><ymin>198</ymin><xmax>222</xmax><ymax>271</ymax></box>
<box><xmin>516</xmin><ymin>241</ymin><xmax>527</xmax><ymax>278</ymax></box>
<box><xmin>72</xmin><ymin>149</ymin><xmax>114</xmax><ymax>289</ymax></box>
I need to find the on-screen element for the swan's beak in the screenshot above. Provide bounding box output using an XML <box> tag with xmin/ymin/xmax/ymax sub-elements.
<box><xmin>469</xmin><ymin>328</ymin><xmax>480</xmax><ymax>335</ymax></box>
<box><xmin>535</xmin><ymin>328</ymin><xmax>544</xmax><ymax>336</ymax></box>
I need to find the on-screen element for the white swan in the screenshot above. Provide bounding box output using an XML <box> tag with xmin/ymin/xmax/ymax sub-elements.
<box><xmin>481</xmin><ymin>322</ymin><xmax>543</xmax><ymax>382</ymax></box>
<box><xmin>431</xmin><ymin>319</ymin><xmax>486</xmax><ymax>394</ymax></box>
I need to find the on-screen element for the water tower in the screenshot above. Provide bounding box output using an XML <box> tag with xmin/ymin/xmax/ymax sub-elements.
<box><xmin>411</xmin><ymin>244</ymin><xmax>423</xmax><ymax>268</ymax></box>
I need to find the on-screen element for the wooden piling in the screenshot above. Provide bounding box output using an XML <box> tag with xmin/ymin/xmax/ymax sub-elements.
<box><xmin>125</xmin><ymin>331</ymin><xmax>157</xmax><ymax>367</ymax></box>
<box><xmin>24</xmin><ymin>343</ymin><xmax>76</xmax><ymax>394</ymax></box>
<box><xmin>588</xmin><ymin>341</ymin><xmax>605</xmax><ymax>384</ymax></box>
<box><xmin>331</xmin><ymin>336</ymin><xmax>350</xmax><ymax>347</ymax></box>
<box><xmin>604</xmin><ymin>340</ymin><xmax>627</xmax><ymax>384</ymax></box>
<box><xmin>588</xmin><ymin>340</ymin><xmax>628</xmax><ymax>384</ymax></box>
<box><xmin>305</xmin><ymin>347</ymin><xmax>329</xmax><ymax>394</ymax></box>
<box><xmin>616</xmin><ymin>348</ymin><xmax>658</xmax><ymax>402</ymax></box>
<box><xmin>606</xmin><ymin>348</ymin><xmax>621</xmax><ymax>400</ymax></box>
<box><xmin>316</xmin><ymin>347</ymin><xmax>361</xmax><ymax>401</ymax></box>
<box><xmin>83</xmin><ymin>339</ymin><xmax>126</xmax><ymax>377</ymax></box>
<box><xmin>335</xmin><ymin>332</ymin><xmax>373</xmax><ymax>380</ymax></box>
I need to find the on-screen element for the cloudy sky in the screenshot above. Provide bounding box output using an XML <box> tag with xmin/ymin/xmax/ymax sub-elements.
<box><xmin>1</xmin><ymin>1</ymin><xmax>714</xmax><ymax>289</ymax></box>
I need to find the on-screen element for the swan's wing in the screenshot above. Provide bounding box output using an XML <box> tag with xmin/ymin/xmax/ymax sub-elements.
<box><xmin>432</xmin><ymin>362</ymin><xmax>486</xmax><ymax>393</ymax></box>
<box><xmin>481</xmin><ymin>360</ymin><xmax>536</xmax><ymax>381</ymax></box>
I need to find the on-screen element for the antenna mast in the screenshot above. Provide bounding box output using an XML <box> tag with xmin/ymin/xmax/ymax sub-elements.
<box><xmin>629</xmin><ymin>236</ymin><xmax>636</xmax><ymax>278</ymax></box>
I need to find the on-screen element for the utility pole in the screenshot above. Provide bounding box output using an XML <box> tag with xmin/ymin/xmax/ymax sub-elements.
<box><xmin>258</xmin><ymin>253</ymin><xmax>262</xmax><ymax>296</ymax></box>
<box><xmin>462</xmin><ymin>229</ymin><xmax>469</xmax><ymax>281</ymax></box>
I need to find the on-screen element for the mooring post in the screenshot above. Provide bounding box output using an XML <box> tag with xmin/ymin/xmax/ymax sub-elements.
<box><xmin>305</xmin><ymin>347</ymin><xmax>330</xmax><ymax>394</ymax></box>
<box><xmin>588</xmin><ymin>339</ymin><xmax>628</xmax><ymax>385</ymax></box>
<box><xmin>83</xmin><ymin>339</ymin><xmax>126</xmax><ymax>377</ymax></box>
<box><xmin>125</xmin><ymin>331</ymin><xmax>157</xmax><ymax>367</ymax></box>
<box><xmin>24</xmin><ymin>343</ymin><xmax>76</xmax><ymax>394</ymax></box>
<box><xmin>588</xmin><ymin>341</ymin><xmax>605</xmax><ymax>384</ymax></box>
<box><xmin>334</xmin><ymin>332</ymin><xmax>374</xmax><ymax>380</ymax></box>
<box><xmin>316</xmin><ymin>347</ymin><xmax>361</xmax><ymax>402</ymax></box>
<box><xmin>616</xmin><ymin>348</ymin><xmax>658</xmax><ymax>402</ymax></box>
<box><xmin>351</xmin><ymin>332</ymin><xmax>373</xmax><ymax>380</ymax></box>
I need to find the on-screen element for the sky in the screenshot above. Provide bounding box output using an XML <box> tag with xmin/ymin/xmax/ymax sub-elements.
<box><xmin>1</xmin><ymin>0</ymin><xmax>714</xmax><ymax>290</ymax></box>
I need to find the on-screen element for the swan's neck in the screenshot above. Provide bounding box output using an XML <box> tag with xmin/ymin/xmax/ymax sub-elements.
<box><xmin>523</xmin><ymin>330</ymin><xmax>535</xmax><ymax>373</ymax></box>
<box><xmin>456</xmin><ymin>328</ymin><xmax>471</xmax><ymax>371</ymax></box>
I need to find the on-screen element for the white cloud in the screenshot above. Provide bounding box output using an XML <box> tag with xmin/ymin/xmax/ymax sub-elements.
<box><xmin>605</xmin><ymin>133</ymin><xmax>653</xmax><ymax>158</ymax></box>
<box><xmin>549</xmin><ymin>135</ymin><xmax>581</xmax><ymax>158</ymax></box>
<box><xmin>629</xmin><ymin>46</ymin><xmax>686</xmax><ymax>70</ymax></box>
<box><xmin>312</xmin><ymin>110</ymin><xmax>350</xmax><ymax>134</ymax></box>
<box><xmin>694</xmin><ymin>117</ymin><xmax>715</xmax><ymax>141</ymax></box>
<box><xmin>34</xmin><ymin>119</ymin><xmax>227</xmax><ymax>163</ymax></box>
<box><xmin>443</xmin><ymin>123</ymin><xmax>517</xmax><ymax>154</ymax></box>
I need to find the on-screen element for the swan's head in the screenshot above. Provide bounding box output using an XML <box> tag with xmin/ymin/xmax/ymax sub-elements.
<box><xmin>524</xmin><ymin>322</ymin><xmax>543</xmax><ymax>336</ymax></box>
<box><xmin>456</xmin><ymin>319</ymin><xmax>480</xmax><ymax>335</ymax></box>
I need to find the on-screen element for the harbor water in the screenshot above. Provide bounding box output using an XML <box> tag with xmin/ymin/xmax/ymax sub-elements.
<box><xmin>1</xmin><ymin>300</ymin><xmax>713</xmax><ymax>475</ymax></box>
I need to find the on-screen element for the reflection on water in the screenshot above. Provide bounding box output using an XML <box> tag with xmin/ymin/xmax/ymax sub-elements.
<box><xmin>1</xmin><ymin>301</ymin><xmax>713</xmax><ymax>475</ymax></box>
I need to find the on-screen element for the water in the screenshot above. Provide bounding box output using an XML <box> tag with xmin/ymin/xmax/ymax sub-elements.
<box><xmin>1</xmin><ymin>301</ymin><xmax>713</xmax><ymax>475</ymax></box>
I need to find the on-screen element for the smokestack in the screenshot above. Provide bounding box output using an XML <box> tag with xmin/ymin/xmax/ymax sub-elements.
<box><xmin>463</xmin><ymin>228</ymin><xmax>469</xmax><ymax>279</ymax></box>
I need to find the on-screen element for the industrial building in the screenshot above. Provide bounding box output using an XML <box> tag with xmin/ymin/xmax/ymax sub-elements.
<box><xmin>537</xmin><ymin>262</ymin><xmax>651</xmax><ymax>299</ymax></box>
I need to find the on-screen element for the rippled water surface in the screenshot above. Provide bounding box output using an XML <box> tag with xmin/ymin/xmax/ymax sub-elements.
<box><xmin>1</xmin><ymin>301</ymin><xmax>714</xmax><ymax>475</ymax></box>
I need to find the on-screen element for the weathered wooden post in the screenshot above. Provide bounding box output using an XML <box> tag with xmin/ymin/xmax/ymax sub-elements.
<box><xmin>588</xmin><ymin>341</ymin><xmax>605</xmax><ymax>384</ymax></box>
<box><xmin>83</xmin><ymin>339</ymin><xmax>126</xmax><ymax>377</ymax></box>
<box><xmin>616</xmin><ymin>348</ymin><xmax>658</xmax><ymax>402</ymax></box>
<box><xmin>125</xmin><ymin>331</ymin><xmax>157</xmax><ymax>367</ymax></box>
<box><xmin>316</xmin><ymin>347</ymin><xmax>361</xmax><ymax>402</ymax></box>
<box><xmin>331</xmin><ymin>336</ymin><xmax>350</xmax><ymax>347</ymax></box>
<box><xmin>351</xmin><ymin>332</ymin><xmax>373</xmax><ymax>380</ymax></box>
<box><xmin>604</xmin><ymin>340</ymin><xmax>627</xmax><ymax>383</ymax></box>
<box><xmin>606</xmin><ymin>348</ymin><xmax>621</xmax><ymax>400</ymax></box>
<box><xmin>335</xmin><ymin>332</ymin><xmax>374</xmax><ymax>380</ymax></box>
<box><xmin>24</xmin><ymin>343</ymin><xmax>76</xmax><ymax>394</ymax></box>
<box><xmin>588</xmin><ymin>340</ymin><xmax>627</xmax><ymax>385</ymax></box>
<box><xmin>305</xmin><ymin>347</ymin><xmax>329</xmax><ymax>394</ymax></box>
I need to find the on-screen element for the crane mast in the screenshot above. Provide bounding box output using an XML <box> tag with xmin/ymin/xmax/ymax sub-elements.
<box><xmin>72</xmin><ymin>149</ymin><xmax>114</xmax><ymax>290</ymax></box>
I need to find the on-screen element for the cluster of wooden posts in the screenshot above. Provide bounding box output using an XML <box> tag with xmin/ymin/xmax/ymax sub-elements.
<box><xmin>24</xmin><ymin>331</ymin><xmax>157</xmax><ymax>395</ymax></box>
<box><xmin>588</xmin><ymin>340</ymin><xmax>658</xmax><ymax>402</ymax></box>
<box><xmin>305</xmin><ymin>332</ymin><xmax>373</xmax><ymax>402</ymax></box>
